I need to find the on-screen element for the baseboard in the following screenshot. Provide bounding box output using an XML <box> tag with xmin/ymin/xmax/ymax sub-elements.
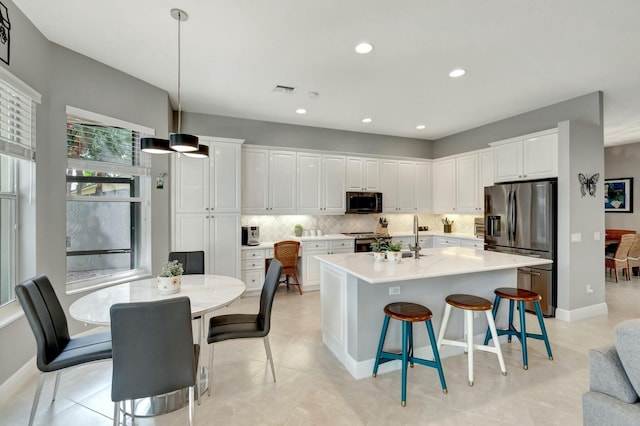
<box><xmin>555</xmin><ymin>303</ymin><xmax>608</xmax><ymax>322</ymax></box>
<box><xmin>0</xmin><ymin>357</ymin><xmax>37</xmax><ymax>399</ymax></box>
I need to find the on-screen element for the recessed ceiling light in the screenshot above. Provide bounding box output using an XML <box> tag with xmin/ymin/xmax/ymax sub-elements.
<box><xmin>355</xmin><ymin>42</ymin><xmax>374</xmax><ymax>54</ymax></box>
<box><xmin>416</xmin><ymin>125</ymin><xmax>426</xmax><ymax>130</ymax></box>
<box><xmin>449</xmin><ymin>68</ymin><xmax>466</xmax><ymax>78</ymax></box>
<box><xmin>362</xmin><ymin>118</ymin><xmax>372</xmax><ymax>123</ymax></box>
<box><xmin>296</xmin><ymin>108</ymin><xmax>307</xmax><ymax>114</ymax></box>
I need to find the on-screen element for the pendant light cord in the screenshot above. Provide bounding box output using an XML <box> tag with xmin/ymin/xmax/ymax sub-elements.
<box><xmin>177</xmin><ymin>10</ymin><xmax>182</xmax><ymax>134</ymax></box>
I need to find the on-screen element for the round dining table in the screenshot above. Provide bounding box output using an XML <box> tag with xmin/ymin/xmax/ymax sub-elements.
<box><xmin>69</xmin><ymin>274</ymin><xmax>246</xmax><ymax>416</ymax></box>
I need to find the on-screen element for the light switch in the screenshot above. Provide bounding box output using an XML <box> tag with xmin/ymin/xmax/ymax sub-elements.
<box><xmin>594</xmin><ymin>231</ymin><xmax>601</xmax><ymax>241</ymax></box>
<box><xmin>571</xmin><ymin>233</ymin><xmax>582</xmax><ymax>243</ymax></box>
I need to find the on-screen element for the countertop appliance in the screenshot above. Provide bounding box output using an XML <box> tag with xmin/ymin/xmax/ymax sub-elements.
<box><xmin>242</xmin><ymin>226</ymin><xmax>260</xmax><ymax>246</ymax></box>
<box><xmin>484</xmin><ymin>180</ymin><xmax>557</xmax><ymax>317</ymax></box>
<box><xmin>343</xmin><ymin>232</ymin><xmax>391</xmax><ymax>252</ymax></box>
<box><xmin>346</xmin><ymin>192</ymin><xmax>383</xmax><ymax>214</ymax></box>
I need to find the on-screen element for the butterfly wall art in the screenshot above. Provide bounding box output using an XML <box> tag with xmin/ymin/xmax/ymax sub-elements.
<box><xmin>578</xmin><ymin>173</ymin><xmax>599</xmax><ymax>197</ymax></box>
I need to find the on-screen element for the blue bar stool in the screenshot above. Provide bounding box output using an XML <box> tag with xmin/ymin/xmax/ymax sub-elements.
<box><xmin>483</xmin><ymin>287</ymin><xmax>553</xmax><ymax>369</ymax></box>
<box><xmin>372</xmin><ymin>302</ymin><xmax>447</xmax><ymax>406</ymax></box>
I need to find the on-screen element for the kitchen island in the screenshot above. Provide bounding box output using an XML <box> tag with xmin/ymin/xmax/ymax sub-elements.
<box><xmin>316</xmin><ymin>247</ymin><xmax>552</xmax><ymax>379</ymax></box>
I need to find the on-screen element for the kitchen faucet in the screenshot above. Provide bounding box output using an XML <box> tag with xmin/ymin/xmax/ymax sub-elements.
<box><xmin>409</xmin><ymin>215</ymin><xmax>421</xmax><ymax>259</ymax></box>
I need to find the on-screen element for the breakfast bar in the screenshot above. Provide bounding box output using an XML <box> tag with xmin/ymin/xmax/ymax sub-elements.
<box><xmin>316</xmin><ymin>247</ymin><xmax>552</xmax><ymax>379</ymax></box>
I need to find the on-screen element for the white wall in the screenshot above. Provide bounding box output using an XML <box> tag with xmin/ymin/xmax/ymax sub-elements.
<box><xmin>605</xmin><ymin>142</ymin><xmax>640</xmax><ymax>228</ymax></box>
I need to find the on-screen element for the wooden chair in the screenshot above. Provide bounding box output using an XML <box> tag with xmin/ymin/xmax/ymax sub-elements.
<box><xmin>274</xmin><ymin>240</ymin><xmax>302</xmax><ymax>295</ymax></box>
<box><xmin>605</xmin><ymin>229</ymin><xmax>636</xmax><ymax>255</ymax></box>
<box><xmin>605</xmin><ymin>233</ymin><xmax>634</xmax><ymax>282</ymax></box>
<box><xmin>627</xmin><ymin>234</ymin><xmax>640</xmax><ymax>277</ymax></box>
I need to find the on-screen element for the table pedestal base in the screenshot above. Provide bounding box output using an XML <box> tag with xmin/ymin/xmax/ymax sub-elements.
<box><xmin>131</xmin><ymin>367</ymin><xmax>208</xmax><ymax>417</ymax></box>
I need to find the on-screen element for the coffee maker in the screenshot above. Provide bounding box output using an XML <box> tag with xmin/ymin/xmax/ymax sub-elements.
<box><xmin>242</xmin><ymin>226</ymin><xmax>260</xmax><ymax>246</ymax></box>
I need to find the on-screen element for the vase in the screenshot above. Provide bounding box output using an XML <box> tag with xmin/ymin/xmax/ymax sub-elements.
<box><xmin>387</xmin><ymin>251</ymin><xmax>402</xmax><ymax>264</ymax></box>
<box><xmin>295</xmin><ymin>228</ymin><xmax>303</xmax><ymax>237</ymax></box>
<box><xmin>157</xmin><ymin>275</ymin><xmax>182</xmax><ymax>294</ymax></box>
<box><xmin>373</xmin><ymin>251</ymin><xmax>386</xmax><ymax>262</ymax></box>
<box><xmin>444</xmin><ymin>224</ymin><xmax>452</xmax><ymax>233</ymax></box>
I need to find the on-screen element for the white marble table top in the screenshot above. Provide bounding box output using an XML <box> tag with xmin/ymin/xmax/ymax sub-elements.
<box><xmin>69</xmin><ymin>275</ymin><xmax>246</xmax><ymax>325</ymax></box>
<box><xmin>315</xmin><ymin>246</ymin><xmax>552</xmax><ymax>284</ymax></box>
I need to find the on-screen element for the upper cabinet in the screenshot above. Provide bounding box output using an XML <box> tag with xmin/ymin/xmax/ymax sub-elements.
<box><xmin>432</xmin><ymin>158</ymin><xmax>456</xmax><ymax>213</ymax></box>
<box><xmin>491</xmin><ymin>129</ymin><xmax>558</xmax><ymax>183</ymax></box>
<box><xmin>380</xmin><ymin>159</ymin><xmax>420</xmax><ymax>213</ymax></box>
<box><xmin>346</xmin><ymin>156</ymin><xmax>379</xmax><ymax>191</ymax></box>
<box><xmin>242</xmin><ymin>148</ymin><xmax>297</xmax><ymax>214</ymax></box>
<box><xmin>415</xmin><ymin>161</ymin><xmax>432</xmax><ymax>212</ymax></box>
<box><xmin>297</xmin><ymin>152</ymin><xmax>346</xmax><ymax>214</ymax></box>
<box><xmin>174</xmin><ymin>138</ymin><xmax>242</xmax><ymax>214</ymax></box>
<box><xmin>433</xmin><ymin>149</ymin><xmax>492</xmax><ymax>214</ymax></box>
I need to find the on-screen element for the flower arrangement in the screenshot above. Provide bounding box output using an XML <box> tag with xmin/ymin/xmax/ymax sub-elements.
<box><xmin>159</xmin><ymin>260</ymin><xmax>184</xmax><ymax>277</ymax></box>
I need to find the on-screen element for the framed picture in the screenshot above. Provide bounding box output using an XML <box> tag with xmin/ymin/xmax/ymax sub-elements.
<box><xmin>605</xmin><ymin>178</ymin><xmax>633</xmax><ymax>213</ymax></box>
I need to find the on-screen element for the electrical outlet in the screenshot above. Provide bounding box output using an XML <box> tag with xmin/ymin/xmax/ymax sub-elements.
<box><xmin>586</xmin><ymin>284</ymin><xmax>594</xmax><ymax>295</ymax></box>
<box><xmin>389</xmin><ymin>286</ymin><xmax>401</xmax><ymax>296</ymax></box>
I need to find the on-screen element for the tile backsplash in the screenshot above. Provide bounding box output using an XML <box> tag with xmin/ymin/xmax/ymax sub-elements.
<box><xmin>242</xmin><ymin>213</ymin><xmax>482</xmax><ymax>242</ymax></box>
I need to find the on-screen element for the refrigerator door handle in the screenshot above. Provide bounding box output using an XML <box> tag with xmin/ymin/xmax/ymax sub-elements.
<box><xmin>512</xmin><ymin>191</ymin><xmax>518</xmax><ymax>242</ymax></box>
<box><xmin>507</xmin><ymin>190</ymin><xmax>513</xmax><ymax>245</ymax></box>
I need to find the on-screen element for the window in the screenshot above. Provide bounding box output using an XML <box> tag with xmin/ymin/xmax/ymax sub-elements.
<box><xmin>65</xmin><ymin>107</ymin><xmax>152</xmax><ymax>291</ymax></box>
<box><xmin>0</xmin><ymin>68</ymin><xmax>39</xmax><ymax>309</ymax></box>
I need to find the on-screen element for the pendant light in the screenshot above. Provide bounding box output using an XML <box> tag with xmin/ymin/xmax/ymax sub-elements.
<box><xmin>169</xmin><ymin>8</ymin><xmax>199</xmax><ymax>153</ymax></box>
<box><xmin>141</xmin><ymin>9</ymin><xmax>206</xmax><ymax>156</ymax></box>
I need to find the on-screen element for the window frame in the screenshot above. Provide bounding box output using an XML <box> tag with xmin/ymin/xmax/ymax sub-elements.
<box><xmin>65</xmin><ymin>106</ymin><xmax>154</xmax><ymax>293</ymax></box>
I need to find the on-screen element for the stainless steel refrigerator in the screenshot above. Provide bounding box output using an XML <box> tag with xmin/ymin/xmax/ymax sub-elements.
<box><xmin>484</xmin><ymin>180</ymin><xmax>557</xmax><ymax>317</ymax></box>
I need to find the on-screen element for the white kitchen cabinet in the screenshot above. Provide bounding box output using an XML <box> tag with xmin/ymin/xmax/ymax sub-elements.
<box><xmin>297</xmin><ymin>152</ymin><xmax>346</xmax><ymax>214</ymax></box>
<box><xmin>242</xmin><ymin>148</ymin><xmax>297</xmax><ymax>214</ymax></box>
<box><xmin>455</xmin><ymin>153</ymin><xmax>479</xmax><ymax>213</ymax></box>
<box><xmin>460</xmin><ymin>238</ymin><xmax>485</xmax><ymax>250</ymax></box>
<box><xmin>346</xmin><ymin>156</ymin><xmax>379</xmax><ymax>191</ymax></box>
<box><xmin>174</xmin><ymin>138</ymin><xmax>242</xmax><ymax>214</ymax></box>
<box><xmin>172</xmin><ymin>136</ymin><xmax>243</xmax><ymax>278</ymax></box>
<box><xmin>432</xmin><ymin>158</ymin><xmax>456</xmax><ymax>213</ymax></box>
<box><xmin>380</xmin><ymin>160</ymin><xmax>418</xmax><ymax>213</ymax></box>
<box><xmin>391</xmin><ymin>235</ymin><xmax>433</xmax><ymax>250</ymax></box>
<box><xmin>241</xmin><ymin>248</ymin><xmax>266</xmax><ymax>292</ymax></box>
<box><xmin>174</xmin><ymin>212</ymin><xmax>241</xmax><ymax>278</ymax></box>
<box><xmin>492</xmin><ymin>129</ymin><xmax>558</xmax><ymax>183</ymax></box>
<box><xmin>302</xmin><ymin>239</ymin><xmax>354</xmax><ymax>289</ymax></box>
<box><xmin>433</xmin><ymin>236</ymin><xmax>461</xmax><ymax>247</ymax></box>
<box><xmin>415</xmin><ymin>161</ymin><xmax>432</xmax><ymax>213</ymax></box>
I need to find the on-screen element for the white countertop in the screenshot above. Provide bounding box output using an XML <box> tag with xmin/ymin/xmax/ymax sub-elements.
<box><xmin>315</xmin><ymin>246</ymin><xmax>551</xmax><ymax>284</ymax></box>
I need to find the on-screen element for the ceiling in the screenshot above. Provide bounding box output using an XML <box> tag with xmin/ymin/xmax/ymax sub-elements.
<box><xmin>13</xmin><ymin>0</ymin><xmax>640</xmax><ymax>146</ymax></box>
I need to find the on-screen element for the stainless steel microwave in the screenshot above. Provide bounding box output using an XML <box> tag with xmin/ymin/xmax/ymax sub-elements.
<box><xmin>346</xmin><ymin>192</ymin><xmax>383</xmax><ymax>214</ymax></box>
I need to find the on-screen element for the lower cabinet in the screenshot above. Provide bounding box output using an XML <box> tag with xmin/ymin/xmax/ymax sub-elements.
<box><xmin>433</xmin><ymin>236</ymin><xmax>461</xmax><ymax>247</ymax></box>
<box><xmin>302</xmin><ymin>240</ymin><xmax>354</xmax><ymax>289</ymax></box>
<box><xmin>460</xmin><ymin>239</ymin><xmax>485</xmax><ymax>250</ymax></box>
<box><xmin>241</xmin><ymin>248</ymin><xmax>266</xmax><ymax>292</ymax></box>
<box><xmin>174</xmin><ymin>213</ymin><xmax>241</xmax><ymax>278</ymax></box>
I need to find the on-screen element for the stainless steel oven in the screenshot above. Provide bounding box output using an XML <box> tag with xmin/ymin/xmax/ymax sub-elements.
<box><xmin>343</xmin><ymin>232</ymin><xmax>391</xmax><ymax>252</ymax></box>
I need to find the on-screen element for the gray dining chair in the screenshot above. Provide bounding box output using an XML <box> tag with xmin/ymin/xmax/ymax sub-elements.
<box><xmin>169</xmin><ymin>251</ymin><xmax>205</xmax><ymax>274</ymax></box>
<box><xmin>16</xmin><ymin>275</ymin><xmax>112</xmax><ymax>426</ymax></box>
<box><xmin>207</xmin><ymin>259</ymin><xmax>282</xmax><ymax>394</ymax></box>
<box><xmin>110</xmin><ymin>297</ymin><xmax>199</xmax><ymax>426</ymax></box>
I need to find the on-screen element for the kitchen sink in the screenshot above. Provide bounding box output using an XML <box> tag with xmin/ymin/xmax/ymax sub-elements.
<box><xmin>401</xmin><ymin>252</ymin><xmax>430</xmax><ymax>258</ymax></box>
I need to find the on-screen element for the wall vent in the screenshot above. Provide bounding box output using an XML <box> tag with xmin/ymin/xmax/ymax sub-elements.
<box><xmin>273</xmin><ymin>85</ymin><xmax>296</xmax><ymax>94</ymax></box>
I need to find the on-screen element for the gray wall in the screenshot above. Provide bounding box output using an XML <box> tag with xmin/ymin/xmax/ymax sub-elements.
<box><xmin>433</xmin><ymin>92</ymin><xmax>603</xmax><ymax>158</ymax></box>
<box><xmin>181</xmin><ymin>112</ymin><xmax>434</xmax><ymax>158</ymax></box>
<box><xmin>0</xmin><ymin>0</ymin><xmax>172</xmax><ymax>386</ymax></box>
<box><xmin>605</xmin><ymin>142</ymin><xmax>640</xmax><ymax>228</ymax></box>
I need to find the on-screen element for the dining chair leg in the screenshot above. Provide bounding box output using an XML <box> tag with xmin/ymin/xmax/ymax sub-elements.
<box><xmin>263</xmin><ymin>336</ymin><xmax>277</xmax><ymax>382</ymax></box>
<box><xmin>112</xmin><ymin>402</ymin><xmax>119</xmax><ymax>426</ymax></box>
<box><xmin>52</xmin><ymin>371</ymin><xmax>62</xmax><ymax>401</ymax></box>
<box><xmin>28</xmin><ymin>373</ymin><xmax>46</xmax><ymax>426</ymax></box>
<box><xmin>208</xmin><ymin>344</ymin><xmax>214</xmax><ymax>396</ymax></box>
<box><xmin>188</xmin><ymin>385</ymin><xmax>195</xmax><ymax>426</ymax></box>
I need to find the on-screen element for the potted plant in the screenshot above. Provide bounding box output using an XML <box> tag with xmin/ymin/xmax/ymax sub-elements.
<box><xmin>157</xmin><ymin>259</ymin><xmax>184</xmax><ymax>294</ymax></box>
<box><xmin>294</xmin><ymin>224</ymin><xmax>303</xmax><ymax>237</ymax></box>
<box><xmin>386</xmin><ymin>242</ymin><xmax>403</xmax><ymax>263</ymax></box>
<box><xmin>370</xmin><ymin>238</ymin><xmax>388</xmax><ymax>262</ymax></box>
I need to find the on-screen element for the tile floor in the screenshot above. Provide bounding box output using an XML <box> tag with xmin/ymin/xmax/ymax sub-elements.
<box><xmin>1</xmin><ymin>275</ymin><xmax>638</xmax><ymax>426</ymax></box>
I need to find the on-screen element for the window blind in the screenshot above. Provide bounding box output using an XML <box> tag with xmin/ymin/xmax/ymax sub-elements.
<box><xmin>67</xmin><ymin>114</ymin><xmax>151</xmax><ymax>176</ymax></box>
<box><xmin>0</xmin><ymin>78</ymin><xmax>36</xmax><ymax>161</ymax></box>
